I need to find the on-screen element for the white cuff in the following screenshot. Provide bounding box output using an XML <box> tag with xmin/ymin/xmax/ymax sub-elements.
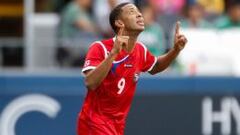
<box><xmin>82</xmin><ymin>66</ymin><xmax>96</xmax><ymax>73</ymax></box>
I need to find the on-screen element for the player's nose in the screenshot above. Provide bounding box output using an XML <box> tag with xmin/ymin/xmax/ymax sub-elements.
<box><xmin>136</xmin><ymin>11</ymin><xmax>143</xmax><ymax>18</ymax></box>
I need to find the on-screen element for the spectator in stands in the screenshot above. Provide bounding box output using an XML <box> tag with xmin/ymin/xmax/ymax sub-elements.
<box><xmin>181</xmin><ymin>2</ymin><xmax>211</xmax><ymax>28</ymax></box>
<box><xmin>60</xmin><ymin>0</ymin><xmax>98</xmax><ymax>38</ymax></box>
<box><xmin>147</xmin><ymin>0</ymin><xmax>186</xmax><ymax>55</ymax></box>
<box><xmin>215</xmin><ymin>0</ymin><xmax>240</xmax><ymax>29</ymax></box>
<box><xmin>141</xmin><ymin>1</ymin><xmax>184</xmax><ymax>74</ymax></box>
<box><xmin>148</xmin><ymin>0</ymin><xmax>186</xmax><ymax>14</ymax></box>
<box><xmin>197</xmin><ymin>0</ymin><xmax>225</xmax><ymax>16</ymax></box>
<box><xmin>57</xmin><ymin>0</ymin><xmax>99</xmax><ymax>67</ymax></box>
<box><xmin>93</xmin><ymin>0</ymin><xmax>133</xmax><ymax>38</ymax></box>
<box><xmin>138</xmin><ymin>4</ymin><xmax>166</xmax><ymax>56</ymax></box>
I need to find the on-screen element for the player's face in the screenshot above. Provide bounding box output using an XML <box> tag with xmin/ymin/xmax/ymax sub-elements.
<box><xmin>120</xmin><ymin>4</ymin><xmax>145</xmax><ymax>32</ymax></box>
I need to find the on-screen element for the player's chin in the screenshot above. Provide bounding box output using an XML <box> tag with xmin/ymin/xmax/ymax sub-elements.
<box><xmin>135</xmin><ymin>26</ymin><xmax>145</xmax><ymax>32</ymax></box>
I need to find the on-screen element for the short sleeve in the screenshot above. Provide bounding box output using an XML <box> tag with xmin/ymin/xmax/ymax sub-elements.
<box><xmin>82</xmin><ymin>42</ymin><xmax>105</xmax><ymax>73</ymax></box>
<box><xmin>140</xmin><ymin>46</ymin><xmax>157</xmax><ymax>72</ymax></box>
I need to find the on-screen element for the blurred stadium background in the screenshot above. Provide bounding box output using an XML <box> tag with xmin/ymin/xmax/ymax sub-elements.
<box><xmin>0</xmin><ymin>0</ymin><xmax>240</xmax><ymax>135</ymax></box>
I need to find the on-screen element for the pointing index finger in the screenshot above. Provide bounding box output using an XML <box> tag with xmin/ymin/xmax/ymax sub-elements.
<box><xmin>175</xmin><ymin>21</ymin><xmax>180</xmax><ymax>36</ymax></box>
<box><xmin>118</xmin><ymin>26</ymin><xmax>124</xmax><ymax>36</ymax></box>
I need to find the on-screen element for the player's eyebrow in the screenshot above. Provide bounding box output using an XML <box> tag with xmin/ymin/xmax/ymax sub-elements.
<box><xmin>129</xmin><ymin>7</ymin><xmax>134</xmax><ymax>10</ymax></box>
<box><xmin>128</xmin><ymin>7</ymin><xmax>139</xmax><ymax>12</ymax></box>
<box><xmin>129</xmin><ymin>7</ymin><xmax>135</xmax><ymax>10</ymax></box>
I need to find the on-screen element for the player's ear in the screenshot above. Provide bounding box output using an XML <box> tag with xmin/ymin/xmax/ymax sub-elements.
<box><xmin>115</xmin><ymin>20</ymin><xmax>124</xmax><ymax>28</ymax></box>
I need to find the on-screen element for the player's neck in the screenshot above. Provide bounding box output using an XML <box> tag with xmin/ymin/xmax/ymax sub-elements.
<box><xmin>126</xmin><ymin>36</ymin><xmax>137</xmax><ymax>53</ymax></box>
<box><xmin>124</xmin><ymin>31</ymin><xmax>139</xmax><ymax>53</ymax></box>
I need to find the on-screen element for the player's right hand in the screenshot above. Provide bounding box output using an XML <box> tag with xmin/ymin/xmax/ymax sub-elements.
<box><xmin>111</xmin><ymin>26</ymin><xmax>129</xmax><ymax>56</ymax></box>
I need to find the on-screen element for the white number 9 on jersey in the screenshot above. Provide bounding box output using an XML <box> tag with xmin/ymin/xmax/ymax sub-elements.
<box><xmin>117</xmin><ymin>78</ymin><xmax>125</xmax><ymax>94</ymax></box>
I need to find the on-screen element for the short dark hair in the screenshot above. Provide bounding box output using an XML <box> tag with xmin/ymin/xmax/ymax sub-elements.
<box><xmin>109</xmin><ymin>2</ymin><xmax>131</xmax><ymax>33</ymax></box>
<box><xmin>227</xmin><ymin>0</ymin><xmax>240</xmax><ymax>10</ymax></box>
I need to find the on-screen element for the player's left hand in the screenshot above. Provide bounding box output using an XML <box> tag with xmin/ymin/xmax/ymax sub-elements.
<box><xmin>173</xmin><ymin>21</ymin><xmax>187</xmax><ymax>51</ymax></box>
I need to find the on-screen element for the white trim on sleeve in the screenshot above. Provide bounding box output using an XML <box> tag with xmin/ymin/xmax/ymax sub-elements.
<box><xmin>147</xmin><ymin>57</ymin><xmax>157</xmax><ymax>72</ymax></box>
<box><xmin>97</xmin><ymin>41</ymin><xmax>108</xmax><ymax>59</ymax></box>
<box><xmin>138</xmin><ymin>42</ymin><xmax>147</xmax><ymax>62</ymax></box>
<box><xmin>82</xmin><ymin>66</ymin><xmax>96</xmax><ymax>73</ymax></box>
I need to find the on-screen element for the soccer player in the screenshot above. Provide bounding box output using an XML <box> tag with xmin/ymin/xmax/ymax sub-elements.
<box><xmin>77</xmin><ymin>2</ymin><xmax>187</xmax><ymax>135</ymax></box>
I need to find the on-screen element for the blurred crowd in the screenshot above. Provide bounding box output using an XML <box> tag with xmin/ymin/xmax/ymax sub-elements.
<box><xmin>55</xmin><ymin>0</ymin><xmax>240</xmax><ymax>69</ymax></box>
<box><xmin>1</xmin><ymin>0</ymin><xmax>239</xmax><ymax>70</ymax></box>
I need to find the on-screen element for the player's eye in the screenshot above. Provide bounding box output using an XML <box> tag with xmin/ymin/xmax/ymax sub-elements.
<box><xmin>129</xmin><ymin>10</ymin><xmax>134</xmax><ymax>15</ymax></box>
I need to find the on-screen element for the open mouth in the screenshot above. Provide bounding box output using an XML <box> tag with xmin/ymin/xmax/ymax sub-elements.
<box><xmin>137</xmin><ymin>21</ymin><xmax>144</xmax><ymax>26</ymax></box>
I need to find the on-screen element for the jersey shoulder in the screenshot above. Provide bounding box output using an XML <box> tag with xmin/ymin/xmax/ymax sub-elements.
<box><xmin>101</xmin><ymin>38</ymin><xmax>114</xmax><ymax>51</ymax></box>
<box><xmin>135</xmin><ymin>41</ymin><xmax>148</xmax><ymax>61</ymax></box>
<box><xmin>87</xmin><ymin>38</ymin><xmax>114</xmax><ymax>59</ymax></box>
<box><xmin>136</xmin><ymin>41</ymin><xmax>147</xmax><ymax>51</ymax></box>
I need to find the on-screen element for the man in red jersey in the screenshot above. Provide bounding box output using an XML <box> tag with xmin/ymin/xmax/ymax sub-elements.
<box><xmin>77</xmin><ymin>2</ymin><xmax>187</xmax><ymax>135</ymax></box>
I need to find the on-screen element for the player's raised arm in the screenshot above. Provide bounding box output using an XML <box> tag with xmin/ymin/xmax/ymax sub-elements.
<box><xmin>84</xmin><ymin>26</ymin><xmax>128</xmax><ymax>90</ymax></box>
<box><xmin>148</xmin><ymin>21</ymin><xmax>188</xmax><ymax>75</ymax></box>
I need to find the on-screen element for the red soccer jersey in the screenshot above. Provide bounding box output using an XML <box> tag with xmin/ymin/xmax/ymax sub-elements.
<box><xmin>79</xmin><ymin>38</ymin><xmax>157</xmax><ymax>125</ymax></box>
